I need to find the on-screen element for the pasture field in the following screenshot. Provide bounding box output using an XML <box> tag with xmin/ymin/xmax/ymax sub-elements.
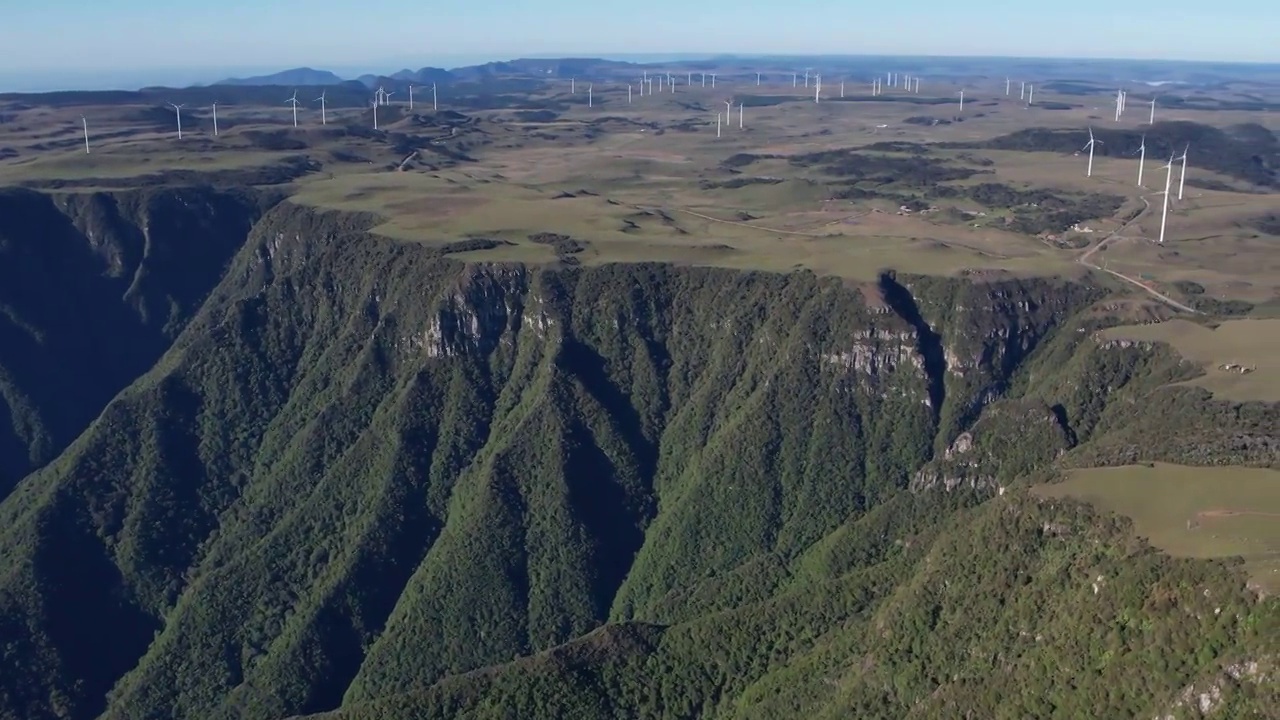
<box><xmin>1034</xmin><ymin>463</ymin><xmax>1280</xmax><ymax>595</ymax></box>
<box><xmin>1100</xmin><ymin>318</ymin><xmax>1280</xmax><ymax>401</ymax></box>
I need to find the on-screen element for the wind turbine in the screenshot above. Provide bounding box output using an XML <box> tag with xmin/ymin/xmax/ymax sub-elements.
<box><xmin>739</xmin><ymin>102</ymin><xmax>744</xmax><ymax>129</ymax></box>
<box><xmin>408</xmin><ymin>85</ymin><xmax>414</xmax><ymax>110</ymax></box>
<box><xmin>792</xmin><ymin>72</ymin><xmax>797</xmax><ymax>88</ymax></box>
<box><xmin>371</xmin><ymin>98</ymin><xmax>379</xmax><ymax>130</ymax></box>
<box><xmin>716</xmin><ymin>112</ymin><xmax>722</xmax><ymax>139</ymax></box>
<box><xmin>958</xmin><ymin>89</ymin><xmax>964</xmax><ymax>112</ymax></box>
<box><xmin>384</xmin><ymin>91</ymin><xmax>395</xmax><ymax>105</ymax></box>
<box><xmin>711</xmin><ymin>73</ymin><xmax>716</xmax><ymax>88</ymax></box>
<box><xmin>1157</xmin><ymin>153</ymin><xmax>1174</xmax><ymax>244</ymax></box>
<box><xmin>1136</xmin><ymin>134</ymin><xmax>1146</xmax><ymax>186</ymax></box>
<box><xmin>286</xmin><ymin>90</ymin><xmax>300</xmax><ymax>128</ymax></box>
<box><xmin>82</xmin><ymin>116</ymin><xmax>89</xmax><ymax>154</ymax></box>
<box><xmin>914</xmin><ymin>77</ymin><xmax>919</xmax><ymax>93</ymax></box>
<box><xmin>815</xmin><ymin>75</ymin><xmax>821</xmax><ymax>103</ymax></box>
<box><xmin>628</xmin><ymin>84</ymin><xmax>632</xmax><ymax>104</ymax></box>
<box><xmin>1149</xmin><ymin>97</ymin><xmax>1156</xmax><ymax>124</ymax></box>
<box><xmin>1006</xmin><ymin>77</ymin><xmax>1010</xmax><ymax>96</ymax></box>
<box><xmin>169</xmin><ymin>102</ymin><xmax>185</xmax><ymax>139</ymax></box>
<box><xmin>376</xmin><ymin>86</ymin><xmax>386</xmax><ymax>105</ymax></box>
<box><xmin>805</xmin><ymin>69</ymin><xmax>810</xmax><ymax>87</ymax></box>
<box><xmin>756</xmin><ymin>71</ymin><xmax>761</xmax><ymax>86</ymax></box>
<box><xmin>1020</xmin><ymin>81</ymin><xmax>1026</xmax><ymax>101</ymax></box>
<box><xmin>724</xmin><ymin>98</ymin><xmax>732</xmax><ymax>119</ymax></box>
<box><xmin>588</xmin><ymin>83</ymin><xmax>593</xmax><ymax>107</ymax></box>
<box><xmin>1028</xmin><ymin>84</ymin><xmax>1034</xmax><ymax>104</ymax></box>
<box><xmin>571</xmin><ymin>77</ymin><xmax>576</xmax><ymax>94</ymax></box>
<box><xmin>212</xmin><ymin>102</ymin><xmax>219</xmax><ymax>135</ymax></box>
<box><xmin>1083</xmin><ymin>127</ymin><xmax>1102</xmax><ymax>177</ymax></box>
<box><xmin>316</xmin><ymin>91</ymin><xmax>327</xmax><ymax>125</ymax></box>
<box><xmin>1176</xmin><ymin>144</ymin><xmax>1189</xmax><ymax>199</ymax></box>
<box><xmin>432</xmin><ymin>83</ymin><xmax>438</xmax><ymax>111</ymax></box>
<box><xmin>840</xmin><ymin>80</ymin><xmax>845</xmax><ymax>98</ymax></box>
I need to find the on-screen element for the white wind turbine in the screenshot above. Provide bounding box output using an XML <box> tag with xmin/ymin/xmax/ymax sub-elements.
<box><xmin>1083</xmin><ymin>127</ymin><xmax>1102</xmax><ymax>177</ymax></box>
<box><xmin>212</xmin><ymin>101</ymin><xmax>219</xmax><ymax>135</ymax></box>
<box><xmin>1114</xmin><ymin>89</ymin><xmax>1122</xmax><ymax>121</ymax></box>
<box><xmin>371</xmin><ymin>97</ymin><xmax>379</xmax><ymax>130</ymax></box>
<box><xmin>1020</xmin><ymin>81</ymin><xmax>1026</xmax><ymax>101</ymax></box>
<box><xmin>840</xmin><ymin>80</ymin><xmax>845</xmax><ymax>98</ymax></box>
<box><xmin>711</xmin><ymin>73</ymin><xmax>716</xmax><ymax>87</ymax></box>
<box><xmin>793</xmin><ymin>72</ymin><xmax>797</xmax><ymax>88</ymax></box>
<box><xmin>286</xmin><ymin>90</ymin><xmax>300</xmax><ymax>128</ymax></box>
<box><xmin>756</xmin><ymin>71</ymin><xmax>761</xmax><ymax>86</ymax></box>
<box><xmin>958</xmin><ymin>89</ymin><xmax>964</xmax><ymax>112</ymax></box>
<box><xmin>1157</xmin><ymin>153</ymin><xmax>1174</xmax><ymax>244</ymax></box>
<box><xmin>1136</xmin><ymin>134</ymin><xmax>1146</xmax><ymax>186</ymax></box>
<box><xmin>588</xmin><ymin>83</ymin><xmax>593</xmax><ymax>107</ymax></box>
<box><xmin>384</xmin><ymin>90</ymin><xmax>395</xmax><ymax>105</ymax></box>
<box><xmin>1149</xmin><ymin>97</ymin><xmax>1156</xmax><ymax>124</ymax></box>
<box><xmin>376</xmin><ymin>86</ymin><xmax>386</xmax><ymax>105</ymax></box>
<box><xmin>628</xmin><ymin>84</ymin><xmax>632</xmax><ymax>103</ymax></box>
<box><xmin>815</xmin><ymin>74</ymin><xmax>821</xmax><ymax>103</ymax></box>
<box><xmin>716</xmin><ymin>112</ymin><xmax>722</xmax><ymax>138</ymax></box>
<box><xmin>315</xmin><ymin>91</ymin><xmax>327</xmax><ymax>125</ymax></box>
<box><xmin>408</xmin><ymin>85</ymin><xmax>414</xmax><ymax>110</ymax></box>
<box><xmin>739</xmin><ymin>101</ymin><xmax>744</xmax><ymax>129</ymax></box>
<box><xmin>432</xmin><ymin>83</ymin><xmax>438</xmax><ymax>111</ymax></box>
<box><xmin>1006</xmin><ymin>77</ymin><xmax>1010</xmax><ymax>96</ymax></box>
<box><xmin>1028</xmin><ymin>84</ymin><xmax>1034</xmax><ymax>104</ymax></box>
<box><xmin>1175</xmin><ymin>144</ymin><xmax>1189</xmax><ymax>200</ymax></box>
<box><xmin>571</xmin><ymin>77</ymin><xmax>576</xmax><ymax>94</ymax></box>
<box><xmin>82</xmin><ymin>116</ymin><xmax>90</xmax><ymax>154</ymax></box>
<box><xmin>724</xmin><ymin>98</ymin><xmax>732</xmax><ymax>120</ymax></box>
<box><xmin>169</xmin><ymin>102</ymin><xmax>185</xmax><ymax>139</ymax></box>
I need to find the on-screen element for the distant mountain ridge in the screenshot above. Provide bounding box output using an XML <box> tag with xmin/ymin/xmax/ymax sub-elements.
<box><xmin>215</xmin><ymin>67</ymin><xmax>348</xmax><ymax>86</ymax></box>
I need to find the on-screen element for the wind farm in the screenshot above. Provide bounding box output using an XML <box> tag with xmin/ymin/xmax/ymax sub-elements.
<box><xmin>0</xmin><ymin>56</ymin><xmax>1276</xmax><ymax>312</ymax></box>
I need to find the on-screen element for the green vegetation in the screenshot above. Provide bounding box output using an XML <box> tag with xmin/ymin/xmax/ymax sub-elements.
<box><xmin>1099</xmin><ymin>319</ymin><xmax>1280</xmax><ymax>402</ymax></box>
<box><xmin>0</xmin><ymin>197</ymin><xmax>1275</xmax><ymax>720</ymax></box>
<box><xmin>1036</xmin><ymin>463</ymin><xmax>1280</xmax><ymax>595</ymax></box>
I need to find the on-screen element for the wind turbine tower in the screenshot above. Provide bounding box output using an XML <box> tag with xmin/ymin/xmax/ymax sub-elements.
<box><xmin>724</xmin><ymin>99</ymin><xmax>732</xmax><ymax>119</ymax></box>
<box><xmin>376</xmin><ymin>86</ymin><xmax>386</xmax><ymax>105</ymax></box>
<box><xmin>286</xmin><ymin>90</ymin><xmax>300</xmax><ymax>128</ymax></box>
<box><xmin>739</xmin><ymin>102</ymin><xmax>744</xmax><ymax>129</ymax></box>
<box><xmin>914</xmin><ymin>77</ymin><xmax>919</xmax><ymax>93</ymax></box>
<box><xmin>82</xmin><ymin>116</ymin><xmax>89</xmax><ymax>154</ymax></box>
<box><xmin>169</xmin><ymin>103</ymin><xmax>185</xmax><ymax>139</ymax></box>
<box><xmin>711</xmin><ymin>73</ymin><xmax>716</xmax><ymax>87</ymax></box>
<box><xmin>1136</xmin><ymin>134</ymin><xmax>1146</xmax><ymax>186</ymax></box>
<box><xmin>628</xmin><ymin>84</ymin><xmax>632</xmax><ymax>103</ymax></box>
<box><xmin>1157</xmin><ymin>154</ymin><xmax>1174</xmax><ymax>244</ymax></box>
<box><xmin>1028</xmin><ymin>85</ymin><xmax>1034</xmax><ymax>104</ymax></box>
<box><xmin>717</xmin><ymin>112</ymin><xmax>722</xmax><ymax>138</ymax></box>
<box><xmin>1020</xmin><ymin>81</ymin><xmax>1025</xmax><ymax>101</ymax></box>
<box><xmin>1176</xmin><ymin>145</ymin><xmax>1189</xmax><ymax>199</ymax></box>
<box><xmin>1006</xmin><ymin>77</ymin><xmax>1010</xmax><ymax>95</ymax></box>
<box><xmin>212</xmin><ymin>102</ymin><xmax>219</xmax><ymax>135</ymax></box>
<box><xmin>958</xmin><ymin>89</ymin><xmax>964</xmax><ymax>112</ymax></box>
<box><xmin>815</xmin><ymin>75</ymin><xmax>821</xmax><ymax>103</ymax></box>
<box><xmin>1149</xmin><ymin>97</ymin><xmax>1156</xmax><ymax>124</ymax></box>
<box><xmin>1083</xmin><ymin>127</ymin><xmax>1102</xmax><ymax>177</ymax></box>
<box><xmin>408</xmin><ymin>85</ymin><xmax>414</xmax><ymax>110</ymax></box>
<box><xmin>756</xmin><ymin>72</ymin><xmax>761</xmax><ymax>86</ymax></box>
<box><xmin>840</xmin><ymin>80</ymin><xmax>845</xmax><ymax>98</ymax></box>
<box><xmin>588</xmin><ymin>83</ymin><xmax>593</xmax><ymax>107</ymax></box>
<box><xmin>371</xmin><ymin>98</ymin><xmax>378</xmax><ymax>130</ymax></box>
<box><xmin>316</xmin><ymin>92</ymin><xmax>327</xmax><ymax>125</ymax></box>
<box><xmin>433</xmin><ymin>83</ymin><xmax>438</xmax><ymax>111</ymax></box>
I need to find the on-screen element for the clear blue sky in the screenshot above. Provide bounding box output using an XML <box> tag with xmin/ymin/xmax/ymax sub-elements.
<box><xmin>3</xmin><ymin>0</ymin><xmax>1276</xmax><ymax>77</ymax></box>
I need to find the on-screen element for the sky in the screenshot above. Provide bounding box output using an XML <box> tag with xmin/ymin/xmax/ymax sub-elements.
<box><xmin>2</xmin><ymin>0</ymin><xmax>1277</xmax><ymax>90</ymax></box>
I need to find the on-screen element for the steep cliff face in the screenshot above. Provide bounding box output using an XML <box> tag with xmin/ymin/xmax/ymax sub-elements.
<box><xmin>0</xmin><ymin>186</ymin><xmax>278</xmax><ymax>495</ymax></box>
<box><xmin>0</xmin><ymin>197</ymin><xmax>1268</xmax><ymax>720</ymax></box>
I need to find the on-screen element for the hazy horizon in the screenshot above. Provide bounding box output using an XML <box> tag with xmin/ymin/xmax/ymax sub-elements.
<box><xmin>2</xmin><ymin>0</ymin><xmax>1278</xmax><ymax>92</ymax></box>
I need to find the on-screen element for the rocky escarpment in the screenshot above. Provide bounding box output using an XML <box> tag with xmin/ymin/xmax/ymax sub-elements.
<box><xmin>0</xmin><ymin>186</ymin><xmax>279</xmax><ymax>496</ymax></box>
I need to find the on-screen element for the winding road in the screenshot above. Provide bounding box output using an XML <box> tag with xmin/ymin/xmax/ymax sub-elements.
<box><xmin>1075</xmin><ymin>193</ymin><xmax>1200</xmax><ymax>314</ymax></box>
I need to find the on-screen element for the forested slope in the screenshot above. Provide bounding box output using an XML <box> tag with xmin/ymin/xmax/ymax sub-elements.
<box><xmin>0</xmin><ymin>196</ymin><xmax>1273</xmax><ymax>720</ymax></box>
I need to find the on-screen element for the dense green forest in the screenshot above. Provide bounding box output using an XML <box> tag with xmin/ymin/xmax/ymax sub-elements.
<box><xmin>0</xmin><ymin>193</ymin><xmax>1275</xmax><ymax>720</ymax></box>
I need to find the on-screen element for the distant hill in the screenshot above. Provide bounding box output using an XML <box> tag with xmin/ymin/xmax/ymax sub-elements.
<box><xmin>216</xmin><ymin>67</ymin><xmax>346</xmax><ymax>87</ymax></box>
